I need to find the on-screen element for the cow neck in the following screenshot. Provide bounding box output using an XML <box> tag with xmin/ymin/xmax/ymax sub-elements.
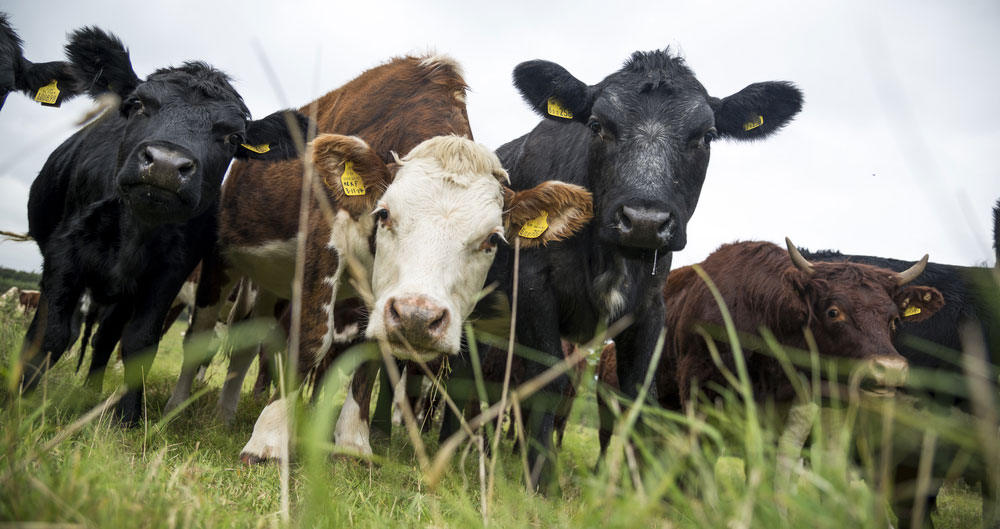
<box><xmin>588</xmin><ymin>232</ymin><xmax>672</xmax><ymax>320</ymax></box>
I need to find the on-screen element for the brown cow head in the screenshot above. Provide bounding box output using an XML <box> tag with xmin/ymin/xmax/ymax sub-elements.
<box><xmin>783</xmin><ymin>238</ymin><xmax>944</xmax><ymax>396</ymax></box>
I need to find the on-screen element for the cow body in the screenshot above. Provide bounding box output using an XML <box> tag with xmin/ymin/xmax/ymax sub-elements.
<box><xmin>0</xmin><ymin>12</ymin><xmax>77</xmax><ymax>110</ymax></box>
<box><xmin>19</xmin><ymin>27</ymin><xmax>305</xmax><ymax>423</ymax></box>
<box><xmin>485</xmin><ymin>49</ymin><xmax>804</xmax><ymax>491</ymax></box>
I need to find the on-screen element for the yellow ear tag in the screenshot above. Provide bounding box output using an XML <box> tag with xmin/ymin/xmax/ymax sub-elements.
<box><xmin>518</xmin><ymin>211</ymin><xmax>549</xmax><ymax>239</ymax></box>
<box><xmin>240</xmin><ymin>143</ymin><xmax>271</xmax><ymax>154</ymax></box>
<box><xmin>34</xmin><ymin>80</ymin><xmax>60</xmax><ymax>106</ymax></box>
<box><xmin>742</xmin><ymin>115</ymin><xmax>764</xmax><ymax>131</ymax></box>
<box><xmin>546</xmin><ymin>97</ymin><xmax>573</xmax><ymax>119</ymax></box>
<box><xmin>903</xmin><ymin>305</ymin><xmax>922</xmax><ymax>318</ymax></box>
<box><xmin>340</xmin><ymin>161</ymin><xmax>366</xmax><ymax>196</ymax></box>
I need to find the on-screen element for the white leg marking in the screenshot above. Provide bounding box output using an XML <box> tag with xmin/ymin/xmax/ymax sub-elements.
<box><xmin>240</xmin><ymin>398</ymin><xmax>290</xmax><ymax>463</ymax></box>
<box><xmin>334</xmin><ymin>386</ymin><xmax>372</xmax><ymax>456</ymax></box>
<box><xmin>391</xmin><ymin>370</ymin><xmax>407</xmax><ymax>426</ymax></box>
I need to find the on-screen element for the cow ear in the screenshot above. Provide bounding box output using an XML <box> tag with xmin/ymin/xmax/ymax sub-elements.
<box><xmin>896</xmin><ymin>286</ymin><xmax>945</xmax><ymax>323</ymax></box>
<box><xmin>15</xmin><ymin>60</ymin><xmax>81</xmax><ymax>107</ymax></box>
<box><xmin>502</xmin><ymin>181</ymin><xmax>593</xmax><ymax>248</ymax></box>
<box><xmin>235</xmin><ymin>110</ymin><xmax>310</xmax><ymax>161</ymax></box>
<box><xmin>64</xmin><ymin>26</ymin><xmax>140</xmax><ymax>100</ymax></box>
<box><xmin>712</xmin><ymin>81</ymin><xmax>803</xmax><ymax>141</ymax></box>
<box><xmin>512</xmin><ymin>60</ymin><xmax>592</xmax><ymax>124</ymax></box>
<box><xmin>309</xmin><ymin>134</ymin><xmax>391</xmax><ymax>218</ymax></box>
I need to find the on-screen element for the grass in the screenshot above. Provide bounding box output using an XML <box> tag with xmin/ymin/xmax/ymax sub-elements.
<box><xmin>0</xmin><ymin>295</ymin><xmax>993</xmax><ymax>528</ymax></box>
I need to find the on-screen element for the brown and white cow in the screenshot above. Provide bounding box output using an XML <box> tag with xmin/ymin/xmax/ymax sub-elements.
<box><xmin>240</xmin><ymin>133</ymin><xmax>593</xmax><ymax>462</ymax></box>
<box><xmin>164</xmin><ymin>54</ymin><xmax>592</xmax><ymax>462</ymax></box>
<box><xmin>165</xmin><ymin>54</ymin><xmax>478</xmax><ymax>419</ymax></box>
<box><xmin>596</xmin><ymin>238</ymin><xmax>946</xmax><ymax>457</ymax></box>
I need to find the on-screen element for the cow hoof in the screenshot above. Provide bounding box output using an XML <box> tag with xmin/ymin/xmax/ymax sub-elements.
<box><xmin>240</xmin><ymin>451</ymin><xmax>275</xmax><ymax>465</ymax></box>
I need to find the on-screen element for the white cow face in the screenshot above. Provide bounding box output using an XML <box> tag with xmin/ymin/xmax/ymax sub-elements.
<box><xmin>311</xmin><ymin>134</ymin><xmax>593</xmax><ymax>360</ymax></box>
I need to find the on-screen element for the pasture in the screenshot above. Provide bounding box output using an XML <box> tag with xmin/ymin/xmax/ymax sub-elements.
<box><xmin>0</xmin><ymin>295</ymin><xmax>988</xmax><ymax>528</ymax></box>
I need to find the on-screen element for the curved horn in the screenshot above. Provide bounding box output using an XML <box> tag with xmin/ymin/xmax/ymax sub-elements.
<box><xmin>785</xmin><ymin>237</ymin><xmax>815</xmax><ymax>276</ymax></box>
<box><xmin>896</xmin><ymin>254</ymin><xmax>929</xmax><ymax>286</ymax></box>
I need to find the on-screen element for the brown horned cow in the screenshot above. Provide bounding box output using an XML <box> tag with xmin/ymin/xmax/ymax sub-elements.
<box><xmin>597</xmin><ymin>238</ymin><xmax>946</xmax><ymax>457</ymax></box>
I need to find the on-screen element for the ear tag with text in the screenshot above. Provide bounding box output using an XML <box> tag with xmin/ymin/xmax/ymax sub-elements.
<box><xmin>240</xmin><ymin>143</ymin><xmax>270</xmax><ymax>154</ymax></box>
<box><xmin>518</xmin><ymin>211</ymin><xmax>549</xmax><ymax>239</ymax></box>
<box><xmin>903</xmin><ymin>305</ymin><xmax>922</xmax><ymax>318</ymax></box>
<box><xmin>547</xmin><ymin>97</ymin><xmax>573</xmax><ymax>119</ymax></box>
<box><xmin>742</xmin><ymin>115</ymin><xmax>764</xmax><ymax>131</ymax></box>
<box><xmin>34</xmin><ymin>80</ymin><xmax>61</xmax><ymax>107</ymax></box>
<box><xmin>340</xmin><ymin>161</ymin><xmax>366</xmax><ymax>196</ymax></box>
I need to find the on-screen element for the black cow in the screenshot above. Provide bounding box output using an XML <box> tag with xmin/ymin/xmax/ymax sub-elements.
<box><xmin>481</xmin><ymin>49</ymin><xmax>803</xmax><ymax>491</ymax></box>
<box><xmin>801</xmin><ymin>231</ymin><xmax>999</xmax><ymax>528</ymax></box>
<box><xmin>19</xmin><ymin>27</ymin><xmax>307</xmax><ymax>424</ymax></box>
<box><xmin>0</xmin><ymin>13</ymin><xmax>77</xmax><ymax>110</ymax></box>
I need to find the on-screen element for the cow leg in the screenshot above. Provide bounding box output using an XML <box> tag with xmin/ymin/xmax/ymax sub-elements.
<box><xmin>20</xmin><ymin>273</ymin><xmax>83</xmax><ymax>389</ymax></box>
<box><xmin>333</xmin><ymin>360</ymin><xmax>380</xmax><ymax>456</ymax></box>
<box><xmin>511</xmin><ymin>281</ymin><xmax>566</xmax><ymax>494</ymax></box>
<box><xmin>240</xmin><ymin>395</ymin><xmax>291</xmax><ymax>464</ymax></box>
<box><xmin>165</xmin><ymin>272</ymin><xmax>238</xmax><ymax>414</ymax></box>
<box><xmin>216</xmin><ymin>287</ymin><xmax>278</xmax><ymax>424</ymax></box>
<box><xmin>371</xmin><ymin>360</ymin><xmax>400</xmax><ymax>442</ymax></box>
<box><xmin>85</xmin><ymin>303</ymin><xmax>132</xmax><ymax>393</ymax></box>
<box><xmin>116</xmin><ymin>266</ymin><xmax>192</xmax><ymax>425</ymax></box>
<box><xmin>596</xmin><ymin>382</ymin><xmax>617</xmax><ymax>462</ymax></box>
<box><xmin>438</xmin><ymin>352</ymin><xmax>476</xmax><ymax>445</ymax></box>
<box><xmin>610</xmin><ymin>296</ymin><xmax>666</xmax><ymax>444</ymax></box>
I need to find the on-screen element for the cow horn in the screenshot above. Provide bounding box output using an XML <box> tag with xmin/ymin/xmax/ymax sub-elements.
<box><xmin>785</xmin><ymin>237</ymin><xmax>815</xmax><ymax>276</ymax></box>
<box><xmin>896</xmin><ymin>254</ymin><xmax>929</xmax><ymax>286</ymax></box>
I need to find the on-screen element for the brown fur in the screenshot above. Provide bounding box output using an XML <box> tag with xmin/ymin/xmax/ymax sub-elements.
<box><xmin>656</xmin><ymin>241</ymin><xmax>945</xmax><ymax>409</ymax></box>
<box><xmin>502</xmin><ymin>182</ymin><xmax>594</xmax><ymax>248</ymax></box>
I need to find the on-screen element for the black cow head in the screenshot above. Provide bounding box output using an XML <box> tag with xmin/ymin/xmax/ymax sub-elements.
<box><xmin>513</xmin><ymin>49</ymin><xmax>803</xmax><ymax>252</ymax></box>
<box><xmin>0</xmin><ymin>13</ymin><xmax>77</xmax><ymax>111</ymax></box>
<box><xmin>65</xmin><ymin>27</ymin><xmax>308</xmax><ymax>225</ymax></box>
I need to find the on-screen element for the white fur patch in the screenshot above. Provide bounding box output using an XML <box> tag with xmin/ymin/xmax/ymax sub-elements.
<box><xmin>391</xmin><ymin>370</ymin><xmax>407</xmax><ymax>426</ymax></box>
<box><xmin>240</xmin><ymin>398</ymin><xmax>290</xmax><ymax>463</ymax></box>
<box><xmin>594</xmin><ymin>268</ymin><xmax>627</xmax><ymax>317</ymax></box>
<box><xmin>333</xmin><ymin>388</ymin><xmax>372</xmax><ymax>456</ymax></box>
<box><xmin>418</xmin><ymin>53</ymin><xmax>465</xmax><ymax>79</ymax></box>
<box><xmin>226</xmin><ymin>239</ymin><xmax>298</xmax><ymax>299</ymax></box>
<box><xmin>366</xmin><ymin>137</ymin><xmax>506</xmax><ymax>356</ymax></box>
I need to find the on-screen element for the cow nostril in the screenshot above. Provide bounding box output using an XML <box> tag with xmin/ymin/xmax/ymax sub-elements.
<box><xmin>658</xmin><ymin>215</ymin><xmax>673</xmax><ymax>236</ymax></box>
<box><xmin>140</xmin><ymin>147</ymin><xmax>154</xmax><ymax>166</ymax></box>
<box><xmin>618</xmin><ymin>207</ymin><xmax>633</xmax><ymax>230</ymax></box>
<box><xmin>428</xmin><ymin>309</ymin><xmax>448</xmax><ymax>334</ymax></box>
<box><xmin>177</xmin><ymin>160</ymin><xmax>195</xmax><ymax>177</ymax></box>
<box><xmin>387</xmin><ymin>299</ymin><xmax>401</xmax><ymax>325</ymax></box>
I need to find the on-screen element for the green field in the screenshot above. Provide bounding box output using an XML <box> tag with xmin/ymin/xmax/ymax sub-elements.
<box><xmin>0</xmin><ymin>298</ymin><xmax>991</xmax><ymax>528</ymax></box>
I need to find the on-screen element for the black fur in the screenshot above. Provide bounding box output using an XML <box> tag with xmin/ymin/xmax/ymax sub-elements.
<box><xmin>18</xmin><ymin>26</ymin><xmax>307</xmax><ymax>424</ymax></box>
<box><xmin>480</xmin><ymin>48</ymin><xmax>803</xmax><ymax>493</ymax></box>
<box><xmin>994</xmin><ymin>199</ymin><xmax>999</xmax><ymax>266</ymax></box>
<box><xmin>0</xmin><ymin>12</ymin><xmax>78</xmax><ymax>110</ymax></box>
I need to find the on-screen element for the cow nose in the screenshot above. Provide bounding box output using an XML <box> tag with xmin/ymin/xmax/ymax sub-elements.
<box><xmin>139</xmin><ymin>145</ymin><xmax>196</xmax><ymax>192</ymax></box>
<box><xmin>384</xmin><ymin>296</ymin><xmax>450</xmax><ymax>350</ymax></box>
<box><xmin>616</xmin><ymin>206</ymin><xmax>675</xmax><ymax>249</ymax></box>
<box><xmin>863</xmin><ymin>355</ymin><xmax>909</xmax><ymax>390</ymax></box>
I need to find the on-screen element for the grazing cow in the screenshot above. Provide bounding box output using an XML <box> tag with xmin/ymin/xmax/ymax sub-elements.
<box><xmin>484</xmin><ymin>48</ymin><xmax>804</xmax><ymax>491</ymax></box>
<box><xmin>653</xmin><ymin>240</ymin><xmax>942</xmax><ymax>411</ymax></box>
<box><xmin>18</xmin><ymin>27</ymin><xmax>308</xmax><ymax>423</ymax></box>
<box><xmin>0</xmin><ymin>13</ymin><xmax>77</xmax><ymax>110</ymax></box>
<box><xmin>799</xmin><ymin>241</ymin><xmax>999</xmax><ymax>528</ymax></box>
<box><xmin>17</xmin><ymin>289</ymin><xmax>40</xmax><ymax>313</ymax></box>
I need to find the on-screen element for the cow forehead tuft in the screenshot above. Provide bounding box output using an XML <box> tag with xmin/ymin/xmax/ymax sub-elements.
<box><xmin>145</xmin><ymin>61</ymin><xmax>250</xmax><ymax>118</ymax></box>
<box><xmin>399</xmin><ymin>135</ymin><xmax>504</xmax><ymax>188</ymax></box>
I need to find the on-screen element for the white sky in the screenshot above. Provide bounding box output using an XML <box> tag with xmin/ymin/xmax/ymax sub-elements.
<box><xmin>1</xmin><ymin>0</ymin><xmax>997</xmax><ymax>274</ymax></box>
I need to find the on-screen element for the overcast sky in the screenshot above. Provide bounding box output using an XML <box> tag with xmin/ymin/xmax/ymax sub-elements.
<box><xmin>1</xmin><ymin>0</ymin><xmax>997</xmax><ymax>274</ymax></box>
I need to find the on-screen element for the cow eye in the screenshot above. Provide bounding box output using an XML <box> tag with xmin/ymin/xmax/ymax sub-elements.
<box><xmin>481</xmin><ymin>231</ymin><xmax>506</xmax><ymax>252</ymax></box>
<box><xmin>225</xmin><ymin>132</ymin><xmax>245</xmax><ymax>146</ymax></box>
<box><xmin>374</xmin><ymin>207</ymin><xmax>390</xmax><ymax>226</ymax></box>
<box><xmin>826</xmin><ymin>307</ymin><xmax>841</xmax><ymax>320</ymax></box>
<box><xmin>704</xmin><ymin>128</ymin><xmax>718</xmax><ymax>145</ymax></box>
<box><xmin>587</xmin><ymin>119</ymin><xmax>602</xmax><ymax>135</ymax></box>
<box><xmin>124</xmin><ymin>97</ymin><xmax>145</xmax><ymax>117</ymax></box>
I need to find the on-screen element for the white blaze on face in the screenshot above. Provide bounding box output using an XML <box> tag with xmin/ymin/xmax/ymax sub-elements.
<box><xmin>365</xmin><ymin>136</ymin><xmax>506</xmax><ymax>358</ymax></box>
